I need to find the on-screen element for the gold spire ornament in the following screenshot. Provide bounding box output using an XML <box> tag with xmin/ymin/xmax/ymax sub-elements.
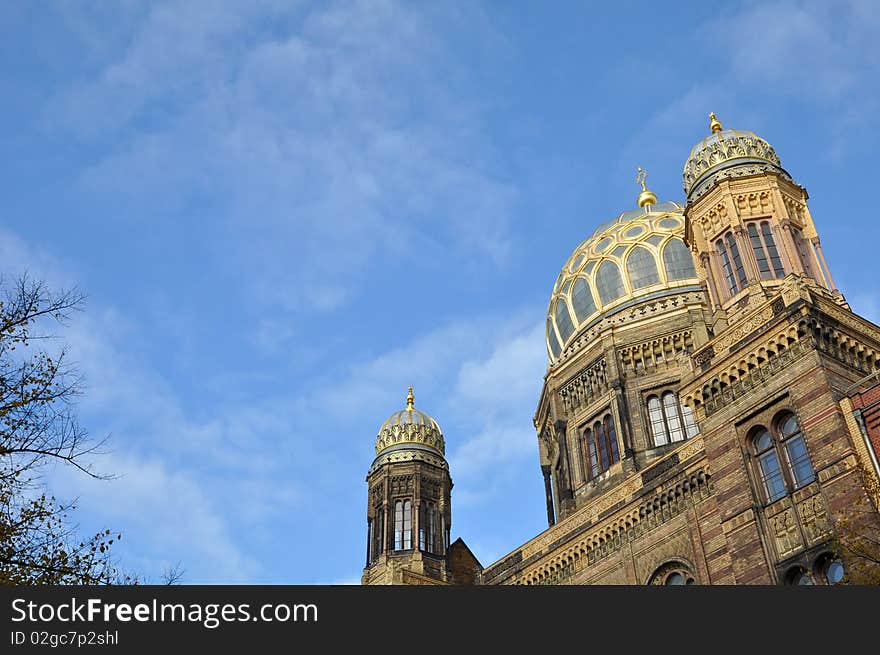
<box><xmin>709</xmin><ymin>112</ymin><xmax>722</xmax><ymax>133</ymax></box>
<box><xmin>406</xmin><ymin>386</ymin><xmax>415</xmax><ymax>410</ymax></box>
<box><xmin>636</xmin><ymin>167</ymin><xmax>657</xmax><ymax>208</ymax></box>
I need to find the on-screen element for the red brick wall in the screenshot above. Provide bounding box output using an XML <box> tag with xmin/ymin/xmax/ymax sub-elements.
<box><xmin>849</xmin><ymin>379</ymin><xmax>880</xmax><ymax>464</ymax></box>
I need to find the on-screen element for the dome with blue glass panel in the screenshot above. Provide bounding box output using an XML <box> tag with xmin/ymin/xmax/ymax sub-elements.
<box><xmin>545</xmin><ymin>169</ymin><xmax>701</xmax><ymax>363</ymax></box>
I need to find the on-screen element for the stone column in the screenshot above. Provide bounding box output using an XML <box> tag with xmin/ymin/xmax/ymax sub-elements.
<box><xmin>541</xmin><ymin>464</ymin><xmax>556</xmax><ymax>527</ymax></box>
<box><xmin>554</xmin><ymin>419</ymin><xmax>573</xmax><ymax>505</ymax></box>
<box><xmin>811</xmin><ymin>238</ymin><xmax>838</xmax><ymax>292</ymax></box>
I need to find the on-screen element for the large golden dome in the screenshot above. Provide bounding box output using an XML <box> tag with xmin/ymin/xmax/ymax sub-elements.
<box><xmin>682</xmin><ymin>113</ymin><xmax>790</xmax><ymax>200</ymax></box>
<box><xmin>546</xmin><ymin>200</ymin><xmax>700</xmax><ymax>363</ymax></box>
<box><xmin>369</xmin><ymin>387</ymin><xmax>447</xmax><ymax>474</ymax></box>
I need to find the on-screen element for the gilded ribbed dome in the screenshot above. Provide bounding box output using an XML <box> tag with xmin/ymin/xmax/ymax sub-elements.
<box><xmin>682</xmin><ymin>113</ymin><xmax>790</xmax><ymax>200</ymax></box>
<box><xmin>546</xmin><ymin>200</ymin><xmax>701</xmax><ymax>363</ymax></box>
<box><xmin>369</xmin><ymin>387</ymin><xmax>447</xmax><ymax>474</ymax></box>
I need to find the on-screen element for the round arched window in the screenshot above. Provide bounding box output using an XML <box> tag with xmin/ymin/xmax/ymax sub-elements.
<box><xmin>663</xmin><ymin>571</ymin><xmax>694</xmax><ymax>586</ymax></box>
<box><xmin>823</xmin><ymin>558</ymin><xmax>844</xmax><ymax>584</ymax></box>
<box><xmin>648</xmin><ymin>562</ymin><xmax>696</xmax><ymax>585</ymax></box>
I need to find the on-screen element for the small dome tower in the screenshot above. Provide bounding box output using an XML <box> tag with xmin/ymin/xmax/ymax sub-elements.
<box><xmin>362</xmin><ymin>387</ymin><xmax>453</xmax><ymax>585</ymax></box>
<box><xmin>682</xmin><ymin>112</ymin><xmax>844</xmax><ymax>333</ymax></box>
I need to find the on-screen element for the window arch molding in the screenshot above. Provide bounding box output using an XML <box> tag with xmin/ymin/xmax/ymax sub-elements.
<box><xmin>646</xmin><ymin>559</ymin><xmax>697</xmax><ymax>585</ymax></box>
<box><xmin>747</xmin><ymin>410</ymin><xmax>816</xmax><ymax>505</ymax></box>
<box><xmin>579</xmin><ymin>411</ymin><xmax>621</xmax><ymax>482</ymax></box>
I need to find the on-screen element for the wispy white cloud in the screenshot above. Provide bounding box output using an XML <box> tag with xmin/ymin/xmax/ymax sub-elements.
<box><xmin>312</xmin><ymin>311</ymin><xmax>547</xmax><ymax>504</ymax></box>
<box><xmin>50</xmin><ymin>0</ymin><xmax>517</xmax><ymax>315</ymax></box>
<box><xmin>705</xmin><ymin>0</ymin><xmax>880</xmax><ymax>101</ymax></box>
<box><xmin>51</xmin><ymin>452</ymin><xmax>260</xmax><ymax>584</ymax></box>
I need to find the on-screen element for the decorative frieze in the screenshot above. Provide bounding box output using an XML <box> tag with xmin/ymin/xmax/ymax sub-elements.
<box><xmin>390</xmin><ymin>475</ymin><xmax>413</xmax><ymax>496</ymax></box>
<box><xmin>520</xmin><ymin>464</ymin><xmax>711</xmax><ymax>585</ymax></box>
<box><xmin>769</xmin><ymin>507</ymin><xmax>801</xmax><ymax>559</ymax></box>
<box><xmin>798</xmin><ymin>494</ymin><xmax>832</xmax><ymax>546</ymax></box>
<box><xmin>735</xmin><ymin>191</ymin><xmax>773</xmax><ymax>216</ymax></box>
<box><xmin>618</xmin><ymin>329</ymin><xmax>694</xmax><ymax>377</ymax></box>
<box><xmin>559</xmin><ymin>357</ymin><xmax>609</xmax><ymax>414</ymax></box>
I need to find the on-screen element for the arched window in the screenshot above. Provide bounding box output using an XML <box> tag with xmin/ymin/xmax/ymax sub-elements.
<box><xmin>403</xmin><ymin>500</ymin><xmax>412</xmax><ymax>549</ymax></box>
<box><xmin>753</xmin><ymin>428</ymin><xmax>786</xmax><ymax>503</ymax></box>
<box><xmin>751</xmin><ymin>412</ymin><xmax>815</xmax><ymax>504</ymax></box>
<box><xmin>784</xmin><ymin>566</ymin><xmax>814</xmax><ymax>585</ymax></box>
<box><xmin>648</xmin><ymin>396</ymin><xmax>667</xmax><ymax>445</ymax></box>
<box><xmin>648</xmin><ymin>561</ymin><xmax>696</xmax><ymax>585</ymax></box>
<box><xmin>726</xmin><ymin>232</ymin><xmax>747</xmax><ymax>289</ymax></box>
<box><xmin>779</xmin><ymin>413</ymin><xmax>815</xmax><ymax>488</ymax></box>
<box><xmin>747</xmin><ymin>221</ymin><xmax>785</xmax><ymax>280</ymax></box>
<box><xmin>394</xmin><ymin>500</ymin><xmax>412</xmax><ymax>550</ymax></box>
<box><xmin>571</xmin><ymin>278</ymin><xmax>596</xmax><ymax>322</ymax></box>
<box><xmin>555</xmin><ymin>299</ymin><xmax>575</xmax><ymax>343</ymax></box>
<box><xmin>717</xmin><ymin>231</ymin><xmax>747</xmax><ymax>296</ymax></box>
<box><xmin>626</xmin><ymin>246</ymin><xmax>660</xmax><ymax>289</ymax></box>
<box><xmin>595</xmin><ymin>261</ymin><xmax>625</xmax><ymax>305</ymax></box>
<box><xmin>785</xmin><ymin>556</ymin><xmax>845</xmax><ymax>585</ymax></box>
<box><xmin>583</xmin><ymin>427</ymin><xmax>599</xmax><ymax>480</ymax></box>
<box><xmin>819</xmin><ymin>556</ymin><xmax>845</xmax><ymax>585</ymax></box>
<box><xmin>662</xmin><ymin>238</ymin><xmax>696</xmax><ymax>280</ymax></box>
<box><xmin>419</xmin><ymin>501</ymin><xmax>437</xmax><ymax>554</ymax></box>
<box><xmin>582</xmin><ymin>414</ymin><xmax>620</xmax><ymax>481</ymax></box>
<box><xmin>372</xmin><ymin>508</ymin><xmax>385</xmax><ymax>560</ymax></box>
<box><xmin>603</xmin><ymin>414</ymin><xmax>620</xmax><ymax>465</ymax></box>
<box><xmin>646</xmin><ymin>391</ymin><xmax>699</xmax><ymax>447</ymax></box>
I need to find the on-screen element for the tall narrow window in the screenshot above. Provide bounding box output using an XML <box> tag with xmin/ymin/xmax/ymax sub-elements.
<box><xmin>585</xmin><ymin>427</ymin><xmax>599</xmax><ymax>479</ymax></box>
<box><xmin>373</xmin><ymin>508</ymin><xmax>384</xmax><ymax>559</ymax></box>
<box><xmin>595</xmin><ymin>420</ymin><xmax>609</xmax><ymax>471</ymax></box>
<box><xmin>402</xmin><ymin>500</ymin><xmax>412</xmax><ymax>549</ymax></box>
<box><xmin>419</xmin><ymin>502</ymin><xmax>436</xmax><ymax>553</ymax></box>
<box><xmin>754</xmin><ymin>429</ymin><xmax>787</xmax><ymax>503</ymax></box>
<box><xmin>726</xmin><ymin>232</ymin><xmax>748</xmax><ymax>289</ymax></box>
<box><xmin>426</xmin><ymin>506</ymin><xmax>436</xmax><ymax>553</ymax></box>
<box><xmin>780</xmin><ymin>414</ymin><xmax>815</xmax><ymax>488</ymax></box>
<box><xmin>603</xmin><ymin>414</ymin><xmax>620</xmax><ymax>465</ymax></box>
<box><xmin>663</xmin><ymin>392</ymin><xmax>684</xmax><ymax>443</ymax></box>
<box><xmin>747</xmin><ymin>222</ymin><xmax>785</xmax><ymax>280</ymax></box>
<box><xmin>582</xmin><ymin>416</ymin><xmax>619</xmax><ymax>481</ymax></box>
<box><xmin>646</xmin><ymin>391</ymin><xmax>699</xmax><ymax>446</ymax></box>
<box><xmin>761</xmin><ymin>223</ymin><xmax>785</xmax><ymax>278</ymax></box>
<box><xmin>717</xmin><ymin>238</ymin><xmax>738</xmax><ymax>295</ymax></box>
<box><xmin>394</xmin><ymin>501</ymin><xmax>404</xmax><ymax>550</ymax></box>
<box><xmin>681</xmin><ymin>401</ymin><xmax>700</xmax><ymax>438</ymax></box>
<box><xmin>648</xmin><ymin>396</ymin><xmax>668</xmax><ymax>445</ymax></box>
<box><xmin>419</xmin><ymin>503</ymin><xmax>426</xmax><ymax>551</ymax></box>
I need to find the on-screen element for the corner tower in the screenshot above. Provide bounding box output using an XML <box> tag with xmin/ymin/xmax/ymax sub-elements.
<box><xmin>362</xmin><ymin>387</ymin><xmax>453</xmax><ymax>585</ymax></box>
<box><xmin>682</xmin><ymin>113</ymin><xmax>844</xmax><ymax>333</ymax></box>
<box><xmin>678</xmin><ymin>115</ymin><xmax>880</xmax><ymax>584</ymax></box>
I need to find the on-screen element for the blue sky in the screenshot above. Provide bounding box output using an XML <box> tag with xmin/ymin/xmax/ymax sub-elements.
<box><xmin>2</xmin><ymin>1</ymin><xmax>879</xmax><ymax>584</ymax></box>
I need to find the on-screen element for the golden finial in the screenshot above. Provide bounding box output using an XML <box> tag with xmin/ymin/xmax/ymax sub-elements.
<box><xmin>406</xmin><ymin>386</ymin><xmax>414</xmax><ymax>410</ymax></box>
<box><xmin>709</xmin><ymin>112</ymin><xmax>722</xmax><ymax>134</ymax></box>
<box><xmin>636</xmin><ymin>167</ymin><xmax>657</xmax><ymax>208</ymax></box>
